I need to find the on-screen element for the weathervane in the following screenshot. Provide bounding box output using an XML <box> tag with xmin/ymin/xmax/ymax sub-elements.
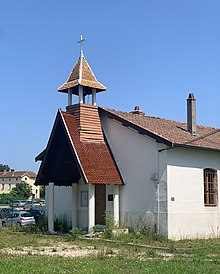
<box><xmin>77</xmin><ymin>35</ymin><xmax>86</xmax><ymax>57</ymax></box>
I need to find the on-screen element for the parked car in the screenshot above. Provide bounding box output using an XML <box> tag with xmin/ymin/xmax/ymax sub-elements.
<box><xmin>2</xmin><ymin>211</ymin><xmax>35</xmax><ymax>227</ymax></box>
<box><xmin>0</xmin><ymin>213</ymin><xmax>3</xmax><ymax>227</ymax></box>
<box><xmin>9</xmin><ymin>200</ymin><xmax>27</xmax><ymax>207</ymax></box>
<box><xmin>37</xmin><ymin>208</ymin><xmax>45</xmax><ymax>216</ymax></box>
<box><xmin>26</xmin><ymin>209</ymin><xmax>44</xmax><ymax>223</ymax></box>
<box><xmin>23</xmin><ymin>200</ymin><xmax>41</xmax><ymax>209</ymax></box>
<box><xmin>0</xmin><ymin>208</ymin><xmax>19</xmax><ymax>218</ymax></box>
<box><xmin>40</xmin><ymin>200</ymin><xmax>45</xmax><ymax>207</ymax></box>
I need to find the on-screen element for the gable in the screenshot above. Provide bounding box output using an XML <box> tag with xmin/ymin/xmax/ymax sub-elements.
<box><xmin>36</xmin><ymin>107</ymin><xmax>123</xmax><ymax>186</ymax></box>
<box><xmin>35</xmin><ymin>111</ymin><xmax>81</xmax><ymax>186</ymax></box>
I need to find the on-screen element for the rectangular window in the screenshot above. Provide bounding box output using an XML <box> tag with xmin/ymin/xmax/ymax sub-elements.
<box><xmin>108</xmin><ymin>194</ymin><xmax>113</xmax><ymax>201</ymax></box>
<box><xmin>204</xmin><ymin>169</ymin><xmax>218</xmax><ymax>207</ymax></box>
<box><xmin>80</xmin><ymin>191</ymin><xmax>88</xmax><ymax>207</ymax></box>
<box><xmin>8</xmin><ymin>184</ymin><xmax>11</xmax><ymax>190</ymax></box>
<box><xmin>1</xmin><ymin>184</ymin><xmax>4</xmax><ymax>190</ymax></box>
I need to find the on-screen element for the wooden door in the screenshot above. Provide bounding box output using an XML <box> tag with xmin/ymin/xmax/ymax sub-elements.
<box><xmin>95</xmin><ymin>184</ymin><xmax>106</xmax><ymax>225</ymax></box>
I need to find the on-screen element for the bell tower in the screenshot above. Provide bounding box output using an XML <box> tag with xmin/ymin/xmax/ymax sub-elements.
<box><xmin>58</xmin><ymin>35</ymin><xmax>106</xmax><ymax>106</ymax></box>
<box><xmin>58</xmin><ymin>36</ymin><xmax>106</xmax><ymax>143</ymax></box>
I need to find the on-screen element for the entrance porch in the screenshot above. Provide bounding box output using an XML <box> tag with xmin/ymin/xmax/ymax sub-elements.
<box><xmin>46</xmin><ymin>180</ymin><xmax>120</xmax><ymax>234</ymax></box>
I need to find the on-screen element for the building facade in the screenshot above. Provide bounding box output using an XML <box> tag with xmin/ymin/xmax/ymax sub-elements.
<box><xmin>0</xmin><ymin>170</ymin><xmax>40</xmax><ymax>199</ymax></box>
<box><xmin>35</xmin><ymin>38</ymin><xmax>220</xmax><ymax>239</ymax></box>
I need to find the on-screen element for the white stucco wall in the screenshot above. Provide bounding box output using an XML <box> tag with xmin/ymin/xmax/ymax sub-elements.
<box><xmin>45</xmin><ymin>179</ymin><xmax>89</xmax><ymax>229</ymax></box>
<box><xmin>101</xmin><ymin>115</ymin><xmax>168</xmax><ymax>235</ymax></box>
<box><xmin>167</xmin><ymin>148</ymin><xmax>220</xmax><ymax>240</ymax></box>
<box><xmin>106</xmin><ymin>184</ymin><xmax>114</xmax><ymax>214</ymax></box>
<box><xmin>45</xmin><ymin>185</ymin><xmax>72</xmax><ymax>227</ymax></box>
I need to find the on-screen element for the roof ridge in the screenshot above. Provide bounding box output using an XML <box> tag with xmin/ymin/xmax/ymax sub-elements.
<box><xmin>100</xmin><ymin>107</ymin><xmax>220</xmax><ymax>151</ymax></box>
<box><xmin>102</xmin><ymin>107</ymin><xmax>219</xmax><ymax>130</ymax></box>
<box><xmin>182</xmin><ymin>128</ymin><xmax>220</xmax><ymax>146</ymax></box>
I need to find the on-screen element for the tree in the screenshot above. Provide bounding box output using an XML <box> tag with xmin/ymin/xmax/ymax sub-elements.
<box><xmin>40</xmin><ymin>186</ymin><xmax>45</xmax><ymax>199</ymax></box>
<box><xmin>0</xmin><ymin>164</ymin><xmax>10</xmax><ymax>172</ymax></box>
<box><xmin>10</xmin><ymin>182</ymin><xmax>32</xmax><ymax>199</ymax></box>
<box><xmin>0</xmin><ymin>193</ymin><xmax>14</xmax><ymax>205</ymax></box>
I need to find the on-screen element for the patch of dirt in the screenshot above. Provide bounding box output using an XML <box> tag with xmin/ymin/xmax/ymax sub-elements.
<box><xmin>0</xmin><ymin>243</ymin><xmax>99</xmax><ymax>258</ymax></box>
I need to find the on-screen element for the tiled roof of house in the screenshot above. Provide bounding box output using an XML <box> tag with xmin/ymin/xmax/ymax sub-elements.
<box><xmin>100</xmin><ymin>108</ymin><xmax>220</xmax><ymax>151</ymax></box>
<box><xmin>58</xmin><ymin>56</ymin><xmax>106</xmax><ymax>94</ymax></box>
<box><xmin>61</xmin><ymin>111</ymin><xmax>123</xmax><ymax>185</ymax></box>
<box><xmin>0</xmin><ymin>171</ymin><xmax>36</xmax><ymax>178</ymax></box>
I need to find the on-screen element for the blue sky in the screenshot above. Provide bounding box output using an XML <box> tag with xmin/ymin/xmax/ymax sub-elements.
<box><xmin>0</xmin><ymin>0</ymin><xmax>220</xmax><ymax>172</ymax></box>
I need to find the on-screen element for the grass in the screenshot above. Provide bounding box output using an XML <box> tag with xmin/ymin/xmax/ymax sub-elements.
<box><xmin>0</xmin><ymin>228</ymin><xmax>219</xmax><ymax>273</ymax></box>
<box><xmin>0</xmin><ymin>253</ymin><xmax>219</xmax><ymax>274</ymax></box>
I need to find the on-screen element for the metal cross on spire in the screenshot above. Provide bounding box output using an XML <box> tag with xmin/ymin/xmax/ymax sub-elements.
<box><xmin>77</xmin><ymin>35</ymin><xmax>86</xmax><ymax>57</ymax></box>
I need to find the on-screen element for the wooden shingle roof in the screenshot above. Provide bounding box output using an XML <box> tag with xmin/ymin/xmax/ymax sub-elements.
<box><xmin>58</xmin><ymin>56</ymin><xmax>106</xmax><ymax>94</ymax></box>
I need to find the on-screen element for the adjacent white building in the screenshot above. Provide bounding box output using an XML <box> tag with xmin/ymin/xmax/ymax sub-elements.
<box><xmin>35</xmin><ymin>39</ymin><xmax>220</xmax><ymax>240</ymax></box>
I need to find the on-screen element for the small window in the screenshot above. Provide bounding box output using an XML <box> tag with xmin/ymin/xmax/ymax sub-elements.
<box><xmin>10</xmin><ymin>213</ymin><xmax>19</xmax><ymax>218</ymax></box>
<box><xmin>204</xmin><ymin>168</ymin><xmax>218</xmax><ymax>207</ymax></box>
<box><xmin>108</xmin><ymin>194</ymin><xmax>113</xmax><ymax>201</ymax></box>
<box><xmin>8</xmin><ymin>184</ymin><xmax>11</xmax><ymax>190</ymax></box>
<box><xmin>1</xmin><ymin>184</ymin><xmax>4</xmax><ymax>190</ymax></box>
<box><xmin>80</xmin><ymin>191</ymin><xmax>88</xmax><ymax>207</ymax></box>
<box><xmin>9</xmin><ymin>178</ymin><xmax>11</xmax><ymax>181</ymax></box>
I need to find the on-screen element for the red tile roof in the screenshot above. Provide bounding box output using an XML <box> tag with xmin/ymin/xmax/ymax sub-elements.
<box><xmin>61</xmin><ymin>111</ymin><xmax>123</xmax><ymax>185</ymax></box>
<box><xmin>100</xmin><ymin>108</ymin><xmax>220</xmax><ymax>151</ymax></box>
<box><xmin>0</xmin><ymin>171</ymin><xmax>36</xmax><ymax>178</ymax></box>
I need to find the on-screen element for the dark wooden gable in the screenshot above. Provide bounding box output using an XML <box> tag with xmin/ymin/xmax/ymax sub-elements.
<box><xmin>35</xmin><ymin>111</ymin><xmax>81</xmax><ymax>186</ymax></box>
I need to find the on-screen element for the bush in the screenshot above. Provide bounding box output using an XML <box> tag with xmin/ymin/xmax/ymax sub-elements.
<box><xmin>103</xmin><ymin>213</ymin><xmax>115</xmax><ymax>239</ymax></box>
<box><xmin>69</xmin><ymin>228</ymin><xmax>80</xmax><ymax>240</ymax></box>
<box><xmin>0</xmin><ymin>194</ymin><xmax>14</xmax><ymax>205</ymax></box>
<box><xmin>54</xmin><ymin>215</ymin><xmax>70</xmax><ymax>233</ymax></box>
<box><xmin>36</xmin><ymin>217</ymin><xmax>48</xmax><ymax>234</ymax></box>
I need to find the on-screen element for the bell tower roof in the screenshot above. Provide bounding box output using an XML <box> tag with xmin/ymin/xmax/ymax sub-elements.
<box><xmin>58</xmin><ymin>36</ymin><xmax>106</xmax><ymax>95</ymax></box>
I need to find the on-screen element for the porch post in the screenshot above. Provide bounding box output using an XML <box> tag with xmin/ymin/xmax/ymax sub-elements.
<box><xmin>72</xmin><ymin>183</ymin><xmax>78</xmax><ymax>228</ymax></box>
<box><xmin>88</xmin><ymin>183</ymin><xmax>95</xmax><ymax>234</ymax></box>
<box><xmin>114</xmin><ymin>185</ymin><xmax>119</xmax><ymax>227</ymax></box>
<box><xmin>48</xmin><ymin>182</ymin><xmax>55</xmax><ymax>233</ymax></box>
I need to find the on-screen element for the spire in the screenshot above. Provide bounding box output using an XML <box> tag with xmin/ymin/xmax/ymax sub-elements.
<box><xmin>58</xmin><ymin>36</ymin><xmax>106</xmax><ymax>106</ymax></box>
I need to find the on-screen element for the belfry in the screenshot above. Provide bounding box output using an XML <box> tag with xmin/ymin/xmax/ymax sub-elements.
<box><xmin>58</xmin><ymin>35</ymin><xmax>106</xmax><ymax>106</ymax></box>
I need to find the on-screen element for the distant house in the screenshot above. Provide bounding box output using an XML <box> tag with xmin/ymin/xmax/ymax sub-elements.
<box><xmin>0</xmin><ymin>170</ymin><xmax>40</xmax><ymax>199</ymax></box>
<box><xmin>35</xmin><ymin>39</ymin><xmax>220</xmax><ymax>240</ymax></box>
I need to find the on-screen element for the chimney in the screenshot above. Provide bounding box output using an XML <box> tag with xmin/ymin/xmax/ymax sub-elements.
<box><xmin>11</xmin><ymin>169</ymin><xmax>15</xmax><ymax>176</ymax></box>
<box><xmin>187</xmin><ymin>93</ymin><xmax>197</xmax><ymax>135</ymax></box>
<box><xmin>130</xmin><ymin>106</ymin><xmax>145</xmax><ymax>116</ymax></box>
